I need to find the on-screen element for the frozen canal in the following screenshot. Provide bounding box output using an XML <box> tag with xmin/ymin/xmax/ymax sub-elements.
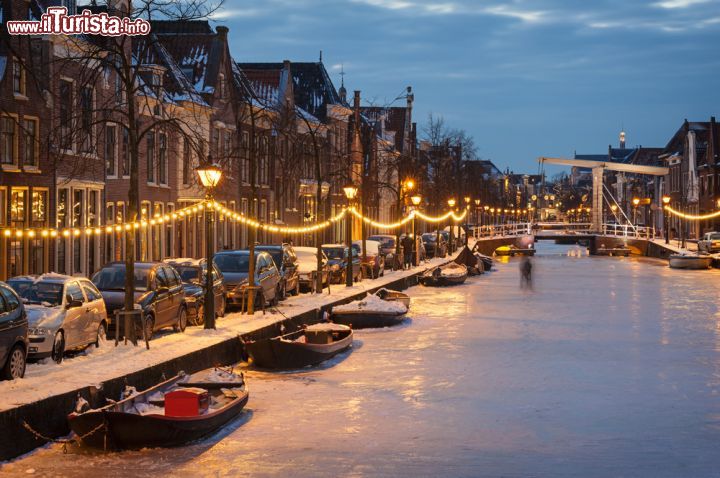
<box><xmin>5</xmin><ymin>243</ymin><xmax>720</xmax><ymax>477</ymax></box>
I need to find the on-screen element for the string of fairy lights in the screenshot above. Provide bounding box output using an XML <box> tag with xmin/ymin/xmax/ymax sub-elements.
<box><xmin>0</xmin><ymin>200</ymin><xmax>473</xmax><ymax>239</ymax></box>
<box><xmin>663</xmin><ymin>206</ymin><xmax>720</xmax><ymax>221</ymax></box>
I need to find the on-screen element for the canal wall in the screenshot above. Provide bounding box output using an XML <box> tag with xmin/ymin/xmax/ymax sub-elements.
<box><xmin>0</xmin><ymin>269</ymin><xmax>424</xmax><ymax>461</ymax></box>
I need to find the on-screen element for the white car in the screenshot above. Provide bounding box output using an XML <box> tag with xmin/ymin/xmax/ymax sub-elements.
<box><xmin>698</xmin><ymin>232</ymin><xmax>720</xmax><ymax>253</ymax></box>
<box><xmin>294</xmin><ymin>247</ymin><xmax>330</xmax><ymax>292</ymax></box>
<box><xmin>7</xmin><ymin>274</ymin><xmax>108</xmax><ymax>363</ymax></box>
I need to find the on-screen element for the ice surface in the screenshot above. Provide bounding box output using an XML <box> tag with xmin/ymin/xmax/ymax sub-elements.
<box><xmin>6</xmin><ymin>243</ymin><xmax>720</xmax><ymax>477</ymax></box>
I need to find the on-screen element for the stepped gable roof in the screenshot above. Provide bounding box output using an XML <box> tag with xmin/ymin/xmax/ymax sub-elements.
<box><xmin>238</xmin><ymin>62</ymin><xmax>342</xmax><ymax>121</ymax></box>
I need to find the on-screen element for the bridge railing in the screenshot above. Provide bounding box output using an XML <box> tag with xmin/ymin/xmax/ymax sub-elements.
<box><xmin>601</xmin><ymin>223</ymin><xmax>655</xmax><ymax>239</ymax></box>
<box><xmin>473</xmin><ymin>223</ymin><xmax>532</xmax><ymax>239</ymax></box>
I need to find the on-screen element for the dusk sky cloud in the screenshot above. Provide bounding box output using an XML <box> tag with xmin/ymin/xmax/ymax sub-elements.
<box><xmin>218</xmin><ymin>0</ymin><xmax>720</xmax><ymax>173</ymax></box>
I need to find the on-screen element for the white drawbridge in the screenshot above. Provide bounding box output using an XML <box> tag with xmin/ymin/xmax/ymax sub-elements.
<box><xmin>538</xmin><ymin>157</ymin><xmax>669</xmax><ymax>232</ymax></box>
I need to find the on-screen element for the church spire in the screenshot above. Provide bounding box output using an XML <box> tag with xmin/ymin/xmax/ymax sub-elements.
<box><xmin>338</xmin><ymin>64</ymin><xmax>347</xmax><ymax>103</ymax></box>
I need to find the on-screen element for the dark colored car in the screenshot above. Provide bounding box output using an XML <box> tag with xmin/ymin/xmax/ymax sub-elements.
<box><xmin>322</xmin><ymin>244</ymin><xmax>362</xmax><ymax>284</ymax></box>
<box><xmin>352</xmin><ymin>240</ymin><xmax>385</xmax><ymax>278</ymax></box>
<box><xmin>92</xmin><ymin>262</ymin><xmax>188</xmax><ymax>340</ymax></box>
<box><xmin>215</xmin><ymin>250</ymin><xmax>282</xmax><ymax>307</ymax></box>
<box><xmin>0</xmin><ymin>282</ymin><xmax>27</xmax><ymax>380</ymax></box>
<box><xmin>422</xmin><ymin>232</ymin><xmax>448</xmax><ymax>258</ymax></box>
<box><xmin>255</xmin><ymin>244</ymin><xmax>300</xmax><ymax>299</ymax></box>
<box><xmin>163</xmin><ymin>258</ymin><xmax>226</xmax><ymax>326</ymax></box>
<box><xmin>368</xmin><ymin>234</ymin><xmax>397</xmax><ymax>269</ymax></box>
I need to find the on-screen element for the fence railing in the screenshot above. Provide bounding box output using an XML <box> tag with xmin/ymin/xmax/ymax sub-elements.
<box><xmin>601</xmin><ymin>223</ymin><xmax>656</xmax><ymax>239</ymax></box>
<box><xmin>472</xmin><ymin>222</ymin><xmax>655</xmax><ymax>240</ymax></box>
<box><xmin>473</xmin><ymin>223</ymin><xmax>532</xmax><ymax>239</ymax></box>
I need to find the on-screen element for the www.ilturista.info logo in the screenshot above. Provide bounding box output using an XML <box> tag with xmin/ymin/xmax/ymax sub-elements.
<box><xmin>6</xmin><ymin>7</ymin><xmax>151</xmax><ymax>36</ymax></box>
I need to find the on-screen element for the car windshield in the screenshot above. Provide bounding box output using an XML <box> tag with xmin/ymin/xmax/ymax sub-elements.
<box><xmin>92</xmin><ymin>265</ymin><xmax>150</xmax><ymax>292</ymax></box>
<box><xmin>323</xmin><ymin>247</ymin><xmax>345</xmax><ymax>260</ymax></box>
<box><xmin>175</xmin><ymin>266</ymin><xmax>200</xmax><ymax>283</ymax></box>
<box><xmin>422</xmin><ymin>234</ymin><xmax>437</xmax><ymax>241</ymax></box>
<box><xmin>709</xmin><ymin>233</ymin><xmax>720</xmax><ymax>240</ymax></box>
<box><xmin>7</xmin><ymin>280</ymin><xmax>63</xmax><ymax>306</ymax></box>
<box><xmin>215</xmin><ymin>254</ymin><xmax>250</xmax><ymax>273</ymax></box>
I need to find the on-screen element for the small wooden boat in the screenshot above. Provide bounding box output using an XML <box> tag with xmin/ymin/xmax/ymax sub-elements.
<box><xmin>474</xmin><ymin>253</ymin><xmax>493</xmax><ymax>271</ymax></box>
<box><xmin>495</xmin><ymin>245</ymin><xmax>536</xmax><ymax>256</ymax></box>
<box><xmin>669</xmin><ymin>253</ymin><xmax>712</xmax><ymax>270</ymax></box>
<box><xmin>595</xmin><ymin>246</ymin><xmax>631</xmax><ymax>257</ymax></box>
<box><xmin>420</xmin><ymin>262</ymin><xmax>468</xmax><ymax>287</ymax></box>
<box><xmin>68</xmin><ymin>367</ymin><xmax>248</xmax><ymax>450</ymax></box>
<box><xmin>331</xmin><ymin>294</ymin><xmax>408</xmax><ymax>329</ymax></box>
<box><xmin>243</xmin><ymin>323</ymin><xmax>353</xmax><ymax>369</ymax></box>
<box><xmin>374</xmin><ymin>288</ymin><xmax>410</xmax><ymax>308</ymax></box>
<box><xmin>454</xmin><ymin>246</ymin><xmax>483</xmax><ymax>275</ymax></box>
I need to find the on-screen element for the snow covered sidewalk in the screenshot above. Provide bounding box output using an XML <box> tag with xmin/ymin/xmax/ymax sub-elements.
<box><xmin>0</xmin><ymin>254</ymin><xmax>456</xmax><ymax>413</ymax></box>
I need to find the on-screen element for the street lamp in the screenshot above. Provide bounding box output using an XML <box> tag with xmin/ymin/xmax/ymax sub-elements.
<box><xmin>196</xmin><ymin>161</ymin><xmax>223</xmax><ymax>329</ymax></box>
<box><xmin>474</xmin><ymin>199</ymin><xmax>481</xmax><ymax>232</ymax></box>
<box><xmin>662</xmin><ymin>195</ymin><xmax>671</xmax><ymax>244</ymax></box>
<box><xmin>343</xmin><ymin>184</ymin><xmax>358</xmax><ymax>287</ymax></box>
<box><xmin>632</xmin><ymin>197</ymin><xmax>640</xmax><ymax>225</ymax></box>
<box><xmin>411</xmin><ymin>195</ymin><xmax>422</xmax><ymax>265</ymax></box>
<box><xmin>448</xmin><ymin>198</ymin><xmax>456</xmax><ymax>254</ymax></box>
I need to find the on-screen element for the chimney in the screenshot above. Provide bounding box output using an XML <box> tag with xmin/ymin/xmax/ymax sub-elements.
<box><xmin>216</xmin><ymin>25</ymin><xmax>229</xmax><ymax>39</ymax></box>
<box><xmin>353</xmin><ymin>90</ymin><xmax>361</xmax><ymax>125</ymax></box>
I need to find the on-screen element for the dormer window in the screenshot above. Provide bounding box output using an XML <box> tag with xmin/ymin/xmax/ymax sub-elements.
<box><xmin>150</xmin><ymin>73</ymin><xmax>162</xmax><ymax>99</ymax></box>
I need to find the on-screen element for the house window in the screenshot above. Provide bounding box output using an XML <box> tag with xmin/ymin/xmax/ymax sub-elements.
<box><xmin>59</xmin><ymin>80</ymin><xmax>73</xmax><ymax>149</ymax></box>
<box><xmin>13</xmin><ymin>58</ymin><xmax>25</xmax><ymax>96</ymax></box>
<box><xmin>57</xmin><ymin>188</ymin><xmax>69</xmax><ymax>274</ymax></box>
<box><xmin>182</xmin><ymin>137</ymin><xmax>191</xmax><ymax>185</ymax></box>
<box><xmin>241</xmin><ymin>131</ymin><xmax>249</xmax><ymax>182</ymax></box>
<box><xmin>80</xmin><ymin>86</ymin><xmax>93</xmax><ymax>152</ymax></box>
<box><xmin>10</xmin><ymin>189</ymin><xmax>26</xmax><ymax>226</ymax></box>
<box><xmin>106</xmin><ymin>125</ymin><xmax>116</xmax><ymax>176</ymax></box>
<box><xmin>146</xmin><ymin>131</ymin><xmax>155</xmax><ymax>183</ymax></box>
<box><xmin>0</xmin><ymin>189</ymin><xmax>6</xmax><ymax>226</ymax></box>
<box><xmin>121</xmin><ymin>126</ymin><xmax>129</xmax><ymax>176</ymax></box>
<box><xmin>72</xmin><ymin>189</ymin><xmax>84</xmax><ymax>273</ymax></box>
<box><xmin>31</xmin><ymin>190</ymin><xmax>47</xmax><ymax>225</ymax></box>
<box><xmin>21</xmin><ymin>118</ymin><xmax>37</xmax><ymax>167</ymax></box>
<box><xmin>218</xmin><ymin>74</ymin><xmax>225</xmax><ymax>99</ymax></box>
<box><xmin>212</xmin><ymin>128</ymin><xmax>220</xmax><ymax>158</ymax></box>
<box><xmin>0</xmin><ymin>117</ymin><xmax>16</xmax><ymax>165</ymax></box>
<box><xmin>224</xmin><ymin>130</ymin><xmax>233</xmax><ymax>174</ymax></box>
<box><xmin>158</xmin><ymin>133</ymin><xmax>167</xmax><ymax>185</ymax></box>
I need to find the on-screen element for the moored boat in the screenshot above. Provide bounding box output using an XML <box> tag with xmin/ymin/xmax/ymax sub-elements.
<box><xmin>331</xmin><ymin>294</ymin><xmax>408</xmax><ymax>329</ymax></box>
<box><xmin>374</xmin><ymin>288</ymin><xmax>411</xmax><ymax>308</ymax></box>
<box><xmin>454</xmin><ymin>246</ymin><xmax>484</xmax><ymax>275</ymax></box>
<box><xmin>243</xmin><ymin>323</ymin><xmax>353</xmax><ymax>369</ymax></box>
<box><xmin>669</xmin><ymin>253</ymin><xmax>712</xmax><ymax>270</ymax></box>
<box><xmin>494</xmin><ymin>245</ymin><xmax>536</xmax><ymax>256</ymax></box>
<box><xmin>68</xmin><ymin>367</ymin><xmax>248</xmax><ymax>450</ymax></box>
<box><xmin>420</xmin><ymin>262</ymin><xmax>468</xmax><ymax>287</ymax></box>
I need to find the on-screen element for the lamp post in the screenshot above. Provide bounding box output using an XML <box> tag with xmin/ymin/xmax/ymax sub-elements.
<box><xmin>662</xmin><ymin>195</ymin><xmax>671</xmax><ymax>244</ymax></box>
<box><xmin>448</xmin><ymin>198</ymin><xmax>456</xmax><ymax>254</ymax></box>
<box><xmin>632</xmin><ymin>197</ymin><xmax>640</xmax><ymax>226</ymax></box>
<box><xmin>474</xmin><ymin>199</ymin><xmax>481</xmax><ymax>235</ymax></box>
<box><xmin>196</xmin><ymin>162</ymin><xmax>223</xmax><ymax>329</ymax></box>
<box><xmin>411</xmin><ymin>195</ymin><xmax>421</xmax><ymax>265</ymax></box>
<box><xmin>343</xmin><ymin>184</ymin><xmax>358</xmax><ymax>287</ymax></box>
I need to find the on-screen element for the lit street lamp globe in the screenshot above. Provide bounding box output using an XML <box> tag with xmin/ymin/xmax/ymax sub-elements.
<box><xmin>411</xmin><ymin>195</ymin><xmax>422</xmax><ymax>206</ymax></box>
<box><xmin>343</xmin><ymin>185</ymin><xmax>358</xmax><ymax>200</ymax></box>
<box><xmin>196</xmin><ymin>163</ymin><xmax>223</xmax><ymax>189</ymax></box>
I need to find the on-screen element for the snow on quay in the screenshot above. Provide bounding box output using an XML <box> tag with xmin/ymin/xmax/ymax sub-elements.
<box><xmin>0</xmin><ymin>254</ymin><xmax>457</xmax><ymax>412</ymax></box>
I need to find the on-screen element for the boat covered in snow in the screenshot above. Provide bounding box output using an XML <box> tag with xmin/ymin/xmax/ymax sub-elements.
<box><xmin>330</xmin><ymin>294</ymin><xmax>408</xmax><ymax>329</ymax></box>
<box><xmin>420</xmin><ymin>262</ymin><xmax>468</xmax><ymax>287</ymax></box>
<box><xmin>68</xmin><ymin>367</ymin><xmax>248</xmax><ymax>450</ymax></box>
<box><xmin>243</xmin><ymin>323</ymin><xmax>353</xmax><ymax>369</ymax></box>
<box><xmin>669</xmin><ymin>253</ymin><xmax>712</xmax><ymax>270</ymax></box>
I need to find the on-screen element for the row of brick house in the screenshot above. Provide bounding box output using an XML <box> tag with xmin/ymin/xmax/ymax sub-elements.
<box><xmin>568</xmin><ymin>119</ymin><xmax>720</xmax><ymax>239</ymax></box>
<box><xmin>0</xmin><ymin>1</ymin><xmax>419</xmax><ymax>280</ymax></box>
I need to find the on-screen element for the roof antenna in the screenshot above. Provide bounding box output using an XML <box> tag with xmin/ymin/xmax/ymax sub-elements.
<box><xmin>319</xmin><ymin>50</ymin><xmax>323</xmax><ymax>62</ymax></box>
<box><xmin>340</xmin><ymin>64</ymin><xmax>345</xmax><ymax>87</ymax></box>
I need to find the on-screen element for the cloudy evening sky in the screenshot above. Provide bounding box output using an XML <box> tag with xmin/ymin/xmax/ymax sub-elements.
<box><xmin>216</xmin><ymin>0</ymin><xmax>720</xmax><ymax>173</ymax></box>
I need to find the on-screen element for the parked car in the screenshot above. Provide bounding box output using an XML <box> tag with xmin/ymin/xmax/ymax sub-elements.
<box><xmin>7</xmin><ymin>274</ymin><xmax>107</xmax><ymax>363</ymax></box>
<box><xmin>352</xmin><ymin>240</ymin><xmax>385</xmax><ymax>278</ymax></box>
<box><xmin>293</xmin><ymin>246</ymin><xmax>330</xmax><ymax>293</ymax></box>
<box><xmin>163</xmin><ymin>258</ymin><xmax>226</xmax><ymax>326</ymax></box>
<box><xmin>0</xmin><ymin>282</ymin><xmax>27</xmax><ymax>379</ymax></box>
<box><xmin>368</xmin><ymin>234</ymin><xmax>397</xmax><ymax>269</ymax></box>
<box><xmin>322</xmin><ymin>244</ymin><xmax>362</xmax><ymax>284</ymax></box>
<box><xmin>92</xmin><ymin>262</ymin><xmax>188</xmax><ymax>340</ymax></box>
<box><xmin>255</xmin><ymin>244</ymin><xmax>300</xmax><ymax>299</ymax></box>
<box><xmin>422</xmin><ymin>232</ymin><xmax>448</xmax><ymax>258</ymax></box>
<box><xmin>215</xmin><ymin>250</ymin><xmax>282</xmax><ymax>307</ymax></box>
<box><xmin>698</xmin><ymin>232</ymin><xmax>720</xmax><ymax>253</ymax></box>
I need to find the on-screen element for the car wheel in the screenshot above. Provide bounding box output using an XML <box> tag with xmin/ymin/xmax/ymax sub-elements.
<box><xmin>94</xmin><ymin>322</ymin><xmax>107</xmax><ymax>348</ymax></box>
<box><xmin>291</xmin><ymin>283</ymin><xmax>300</xmax><ymax>296</ymax></box>
<box><xmin>279</xmin><ymin>282</ymin><xmax>287</xmax><ymax>301</ymax></box>
<box><xmin>2</xmin><ymin>344</ymin><xmax>26</xmax><ymax>380</ymax></box>
<box><xmin>174</xmin><ymin>308</ymin><xmax>187</xmax><ymax>333</ymax></box>
<box><xmin>140</xmin><ymin>315</ymin><xmax>155</xmax><ymax>341</ymax></box>
<box><xmin>51</xmin><ymin>331</ymin><xmax>65</xmax><ymax>364</ymax></box>
<box><xmin>195</xmin><ymin>303</ymin><xmax>205</xmax><ymax>326</ymax></box>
